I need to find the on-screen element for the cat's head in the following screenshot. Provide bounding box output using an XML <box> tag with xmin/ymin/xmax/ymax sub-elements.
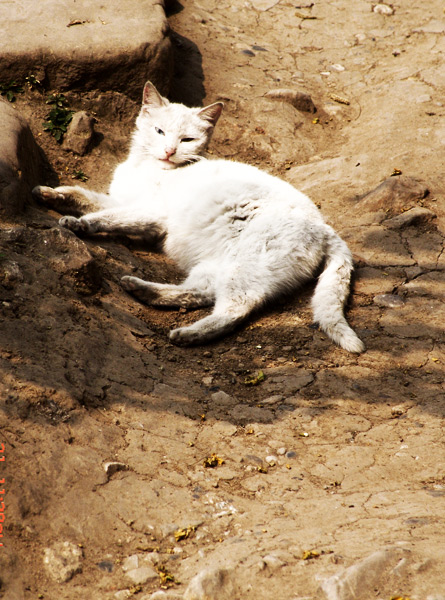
<box><xmin>134</xmin><ymin>81</ymin><xmax>223</xmax><ymax>169</ymax></box>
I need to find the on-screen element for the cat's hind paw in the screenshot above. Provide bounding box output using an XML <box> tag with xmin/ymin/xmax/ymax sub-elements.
<box><xmin>121</xmin><ymin>276</ymin><xmax>157</xmax><ymax>303</ymax></box>
<box><xmin>169</xmin><ymin>327</ymin><xmax>200</xmax><ymax>346</ymax></box>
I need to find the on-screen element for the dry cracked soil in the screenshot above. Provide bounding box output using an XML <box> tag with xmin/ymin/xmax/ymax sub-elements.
<box><xmin>0</xmin><ymin>1</ymin><xmax>444</xmax><ymax>599</ymax></box>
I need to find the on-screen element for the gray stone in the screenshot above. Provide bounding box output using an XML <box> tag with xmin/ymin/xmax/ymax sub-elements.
<box><xmin>184</xmin><ymin>567</ymin><xmax>239</xmax><ymax>600</ymax></box>
<box><xmin>43</xmin><ymin>541</ymin><xmax>83</xmax><ymax>583</ymax></box>
<box><xmin>103</xmin><ymin>461</ymin><xmax>129</xmax><ymax>477</ymax></box>
<box><xmin>320</xmin><ymin>548</ymin><xmax>408</xmax><ymax>600</ymax></box>
<box><xmin>126</xmin><ymin>565</ymin><xmax>158</xmax><ymax>585</ymax></box>
<box><xmin>250</xmin><ymin>0</ymin><xmax>281</xmax><ymax>10</ymax></box>
<box><xmin>142</xmin><ymin>592</ymin><xmax>182</xmax><ymax>600</ymax></box>
<box><xmin>356</xmin><ymin>176</ymin><xmax>429</xmax><ymax>217</ymax></box>
<box><xmin>261</xmin><ymin>554</ymin><xmax>286</xmax><ymax>569</ymax></box>
<box><xmin>0</xmin><ymin>260</ymin><xmax>23</xmax><ymax>287</ymax></box>
<box><xmin>0</xmin><ymin>0</ymin><xmax>172</xmax><ymax>99</ymax></box>
<box><xmin>114</xmin><ymin>591</ymin><xmax>132</xmax><ymax>600</ymax></box>
<box><xmin>383</xmin><ymin>207</ymin><xmax>435</xmax><ymax>229</ymax></box>
<box><xmin>63</xmin><ymin>111</ymin><xmax>95</xmax><ymax>155</ymax></box>
<box><xmin>0</xmin><ymin>100</ymin><xmax>46</xmax><ymax>216</ymax></box>
<box><xmin>265</xmin><ymin>89</ymin><xmax>317</xmax><ymax>113</ymax></box>
<box><xmin>373</xmin><ymin>294</ymin><xmax>405</xmax><ymax>308</ymax></box>
<box><xmin>373</xmin><ymin>3</ymin><xmax>394</xmax><ymax>15</ymax></box>
<box><xmin>413</xmin><ymin>20</ymin><xmax>445</xmax><ymax>34</ymax></box>
<box><xmin>211</xmin><ymin>390</ymin><xmax>237</xmax><ymax>406</ymax></box>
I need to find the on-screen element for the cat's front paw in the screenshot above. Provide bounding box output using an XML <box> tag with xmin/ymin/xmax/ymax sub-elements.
<box><xmin>32</xmin><ymin>185</ymin><xmax>66</xmax><ymax>203</ymax></box>
<box><xmin>59</xmin><ymin>216</ymin><xmax>91</xmax><ymax>233</ymax></box>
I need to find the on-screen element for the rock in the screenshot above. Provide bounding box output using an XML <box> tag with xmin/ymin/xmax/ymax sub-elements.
<box><xmin>114</xmin><ymin>591</ymin><xmax>132</xmax><ymax>600</ymax></box>
<box><xmin>319</xmin><ymin>548</ymin><xmax>409</xmax><ymax>600</ymax></box>
<box><xmin>373</xmin><ymin>294</ymin><xmax>405</xmax><ymax>308</ymax></box>
<box><xmin>261</xmin><ymin>554</ymin><xmax>285</xmax><ymax>569</ymax></box>
<box><xmin>0</xmin><ymin>0</ymin><xmax>173</xmax><ymax>99</ymax></box>
<box><xmin>43</xmin><ymin>541</ymin><xmax>83</xmax><ymax>583</ymax></box>
<box><xmin>126</xmin><ymin>565</ymin><xmax>158</xmax><ymax>585</ymax></box>
<box><xmin>413</xmin><ymin>20</ymin><xmax>445</xmax><ymax>34</ymax></box>
<box><xmin>0</xmin><ymin>260</ymin><xmax>23</xmax><ymax>288</ymax></box>
<box><xmin>122</xmin><ymin>555</ymin><xmax>139</xmax><ymax>572</ymax></box>
<box><xmin>383</xmin><ymin>206</ymin><xmax>435</xmax><ymax>229</ymax></box>
<box><xmin>373</xmin><ymin>3</ymin><xmax>394</xmax><ymax>15</ymax></box>
<box><xmin>261</xmin><ymin>395</ymin><xmax>284</xmax><ymax>405</ymax></box>
<box><xmin>184</xmin><ymin>567</ymin><xmax>239</xmax><ymax>600</ymax></box>
<box><xmin>262</xmin><ymin>366</ymin><xmax>314</xmax><ymax>394</ymax></box>
<box><xmin>141</xmin><ymin>592</ymin><xmax>182</xmax><ymax>600</ymax></box>
<box><xmin>41</xmin><ymin>227</ymin><xmax>101</xmax><ymax>294</ymax></box>
<box><xmin>211</xmin><ymin>390</ymin><xmax>237</xmax><ymax>406</ymax></box>
<box><xmin>356</xmin><ymin>176</ymin><xmax>429</xmax><ymax>218</ymax></box>
<box><xmin>122</xmin><ymin>553</ymin><xmax>158</xmax><ymax>584</ymax></box>
<box><xmin>103</xmin><ymin>461</ymin><xmax>129</xmax><ymax>477</ymax></box>
<box><xmin>250</xmin><ymin>0</ymin><xmax>281</xmax><ymax>11</ymax></box>
<box><xmin>0</xmin><ymin>100</ymin><xmax>46</xmax><ymax>216</ymax></box>
<box><xmin>265</xmin><ymin>89</ymin><xmax>317</xmax><ymax>113</ymax></box>
<box><xmin>63</xmin><ymin>111</ymin><xmax>95</xmax><ymax>155</ymax></box>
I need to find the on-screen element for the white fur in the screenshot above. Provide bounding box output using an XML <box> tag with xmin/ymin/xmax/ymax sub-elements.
<box><xmin>33</xmin><ymin>81</ymin><xmax>364</xmax><ymax>352</ymax></box>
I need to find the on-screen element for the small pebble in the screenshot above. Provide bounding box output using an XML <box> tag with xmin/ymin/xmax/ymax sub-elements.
<box><xmin>373</xmin><ymin>3</ymin><xmax>394</xmax><ymax>15</ymax></box>
<box><xmin>103</xmin><ymin>462</ymin><xmax>128</xmax><ymax>476</ymax></box>
<box><xmin>391</xmin><ymin>405</ymin><xmax>406</xmax><ymax>417</ymax></box>
<box><xmin>277</xmin><ymin>447</ymin><xmax>286</xmax><ymax>455</ymax></box>
<box><xmin>265</xmin><ymin>455</ymin><xmax>278</xmax><ymax>465</ymax></box>
<box><xmin>373</xmin><ymin>294</ymin><xmax>405</xmax><ymax>308</ymax></box>
<box><xmin>261</xmin><ymin>395</ymin><xmax>284</xmax><ymax>405</ymax></box>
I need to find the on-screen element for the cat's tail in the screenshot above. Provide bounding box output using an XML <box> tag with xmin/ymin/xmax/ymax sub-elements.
<box><xmin>311</xmin><ymin>228</ymin><xmax>365</xmax><ymax>353</ymax></box>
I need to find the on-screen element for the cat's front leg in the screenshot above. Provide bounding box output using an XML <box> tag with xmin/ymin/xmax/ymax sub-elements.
<box><xmin>32</xmin><ymin>185</ymin><xmax>108</xmax><ymax>215</ymax></box>
<box><xmin>59</xmin><ymin>207</ymin><xmax>166</xmax><ymax>240</ymax></box>
<box><xmin>59</xmin><ymin>215</ymin><xmax>97</xmax><ymax>234</ymax></box>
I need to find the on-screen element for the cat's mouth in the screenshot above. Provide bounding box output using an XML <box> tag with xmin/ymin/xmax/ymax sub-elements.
<box><xmin>159</xmin><ymin>157</ymin><xmax>177</xmax><ymax>168</ymax></box>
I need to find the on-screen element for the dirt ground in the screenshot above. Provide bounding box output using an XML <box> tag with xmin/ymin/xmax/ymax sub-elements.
<box><xmin>1</xmin><ymin>1</ymin><xmax>444</xmax><ymax>599</ymax></box>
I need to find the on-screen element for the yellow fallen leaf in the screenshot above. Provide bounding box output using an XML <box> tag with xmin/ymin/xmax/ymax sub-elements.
<box><xmin>174</xmin><ymin>525</ymin><xmax>196</xmax><ymax>541</ymax></box>
<box><xmin>302</xmin><ymin>550</ymin><xmax>320</xmax><ymax>560</ymax></box>
<box><xmin>244</xmin><ymin>370</ymin><xmax>266</xmax><ymax>386</ymax></box>
<box><xmin>203</xmin><ymin>454</ymin><xmax>225</xmax><ymax>468</ymax></box>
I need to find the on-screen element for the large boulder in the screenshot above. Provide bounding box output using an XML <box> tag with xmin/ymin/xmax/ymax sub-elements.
<box><xmin>0</xmin><ymin>100</ymin><xmax>46</xmax><ymax>216</ymax></box>
<box><xmin>0</xmin><ymin>0</ymin><xmax>173</xmax><ymax>99</ymax></box>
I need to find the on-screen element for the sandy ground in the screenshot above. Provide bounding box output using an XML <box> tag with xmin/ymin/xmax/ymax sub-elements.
<box><xmin>0</xmin><ymin>1</ymin><xmax>444</xmax><ymax>599</ymax></box>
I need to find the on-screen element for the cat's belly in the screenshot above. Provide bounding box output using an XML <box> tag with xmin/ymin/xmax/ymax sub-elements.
<box><xmin>165</xmin><ymin>197</ymin><xmax>323</xmax><ymax>274</ymax></box>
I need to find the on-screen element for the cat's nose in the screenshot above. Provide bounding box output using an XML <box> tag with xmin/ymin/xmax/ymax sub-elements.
<box><xmin>165</xmin><ymin>147</ymin><xmax>176</xmax><ymax>159</ymax></box>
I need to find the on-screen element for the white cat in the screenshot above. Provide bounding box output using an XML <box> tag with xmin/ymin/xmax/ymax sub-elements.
<box><xmin>33</xmin><ymin>81</ymin><xmax>364</xmax><ymax>352</ymax></box>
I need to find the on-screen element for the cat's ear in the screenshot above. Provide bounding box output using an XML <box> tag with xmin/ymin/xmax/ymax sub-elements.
<box><xmin>142</xmin><ymin>81</ymin><xmax>168</xmax><ymax>109</ymax></box>
<box><xmin>198</xmin><ymin>102</ymin><xmax>224</xmax><ymax>127</ymax></box>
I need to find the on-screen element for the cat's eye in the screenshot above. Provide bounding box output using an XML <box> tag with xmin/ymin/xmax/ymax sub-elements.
<box><xmin>155</xmin><ymin>127</ymin><xmax>165</xmax><ymax>135</ymax></box>
<box><xmin>181</xmin><ymin>137</ymin><xmax>195</xmax><ymax>143</ymax></box>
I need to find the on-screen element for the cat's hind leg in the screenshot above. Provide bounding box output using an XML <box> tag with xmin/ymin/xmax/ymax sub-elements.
<box><xmin>121</xmin><ymin>276</ymin><xmax>214</xmax><ymax>309</ymax></box>
<box><xmin>169</xmin><ymin>289</ymin><xmax>261</xmax><ymax>346</ymax></box>
<box><xmin>32</xmin><ymin>185</ymin><xmax>109</xmax><ymax>216</ymax></box>
<box><xmin>121</xmin><ymin>264</ymin><xmax>216</xmax><ymax>309</ymax></box>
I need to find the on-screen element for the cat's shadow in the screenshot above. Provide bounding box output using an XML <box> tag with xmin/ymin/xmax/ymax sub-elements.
<box><xmin>168</xmin><ymin>31</ymin><xmax>206</xmax><ymax>107</ymax></box>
